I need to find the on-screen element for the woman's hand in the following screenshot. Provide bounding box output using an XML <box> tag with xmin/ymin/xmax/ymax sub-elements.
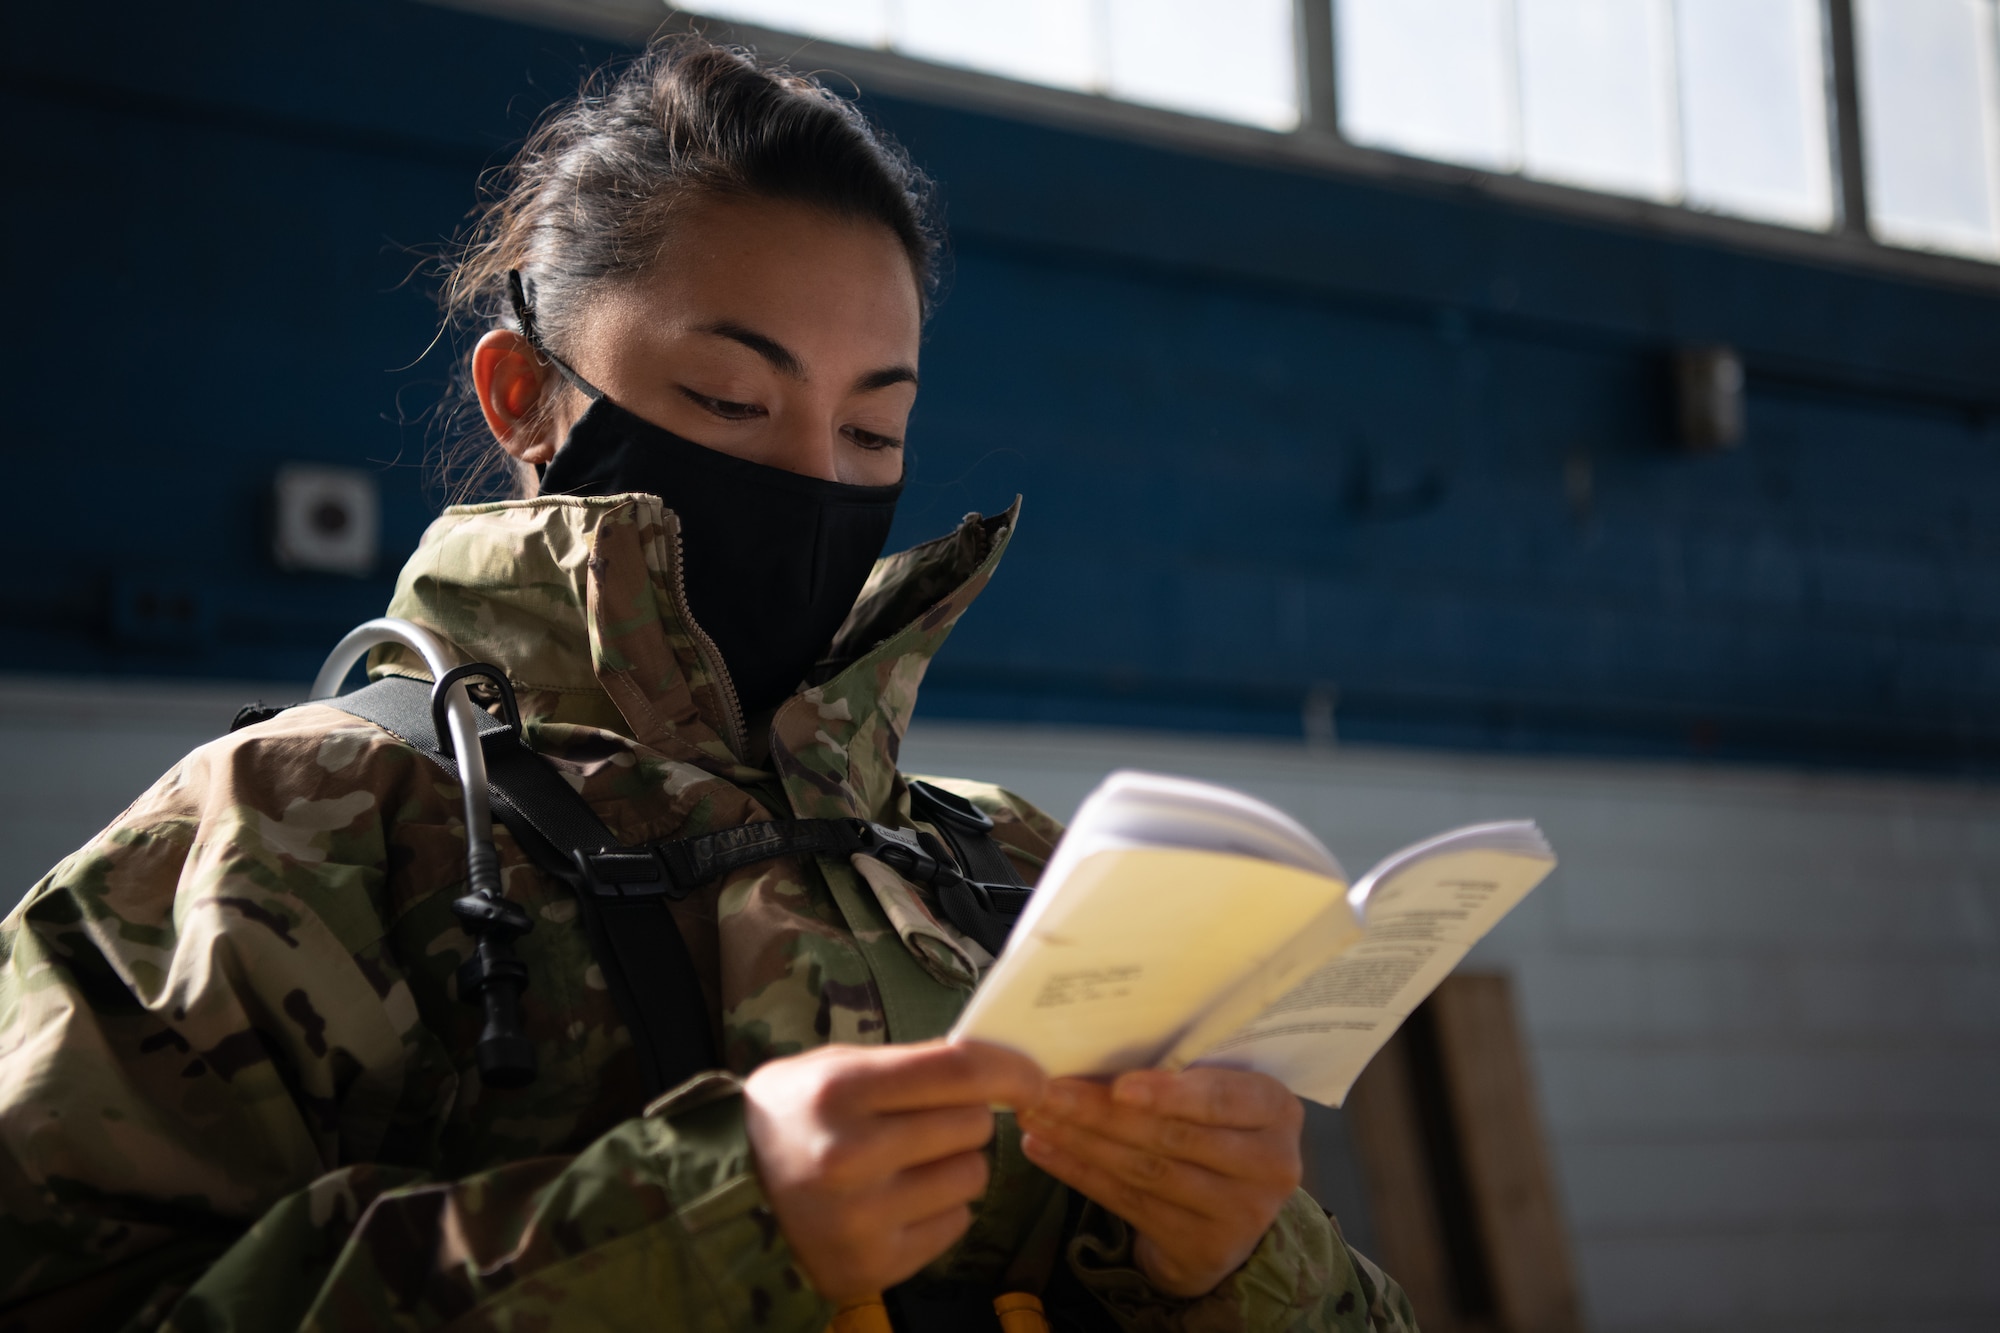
<box><xmin>1018</xmin><ymin>1067</ymin><xmax>1303</xmax><ymax>1299</ymax></box>
<box><xmin>743</xmin><ymin>1040</ymin><xmax>1046</xmax><ymax>1306</ymax></box>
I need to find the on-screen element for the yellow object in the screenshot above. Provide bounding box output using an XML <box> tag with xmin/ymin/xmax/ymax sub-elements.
<box><xmin>993</xmin><ymin>1291</ymin><xmax>1050</xmax><ymax>1333</ymax></box>
<box><xmin>828</xmin><ymin>1297</ymin><xmax>890</xmax><ymax>1333</ymax></box>
<box><xmin>827</xmin><ymin>1290</ymin><xmax>1048</xmax><ymax>1332</ymax></box>
<box><xmin>953</xmin><ymin>847</ymin><xmax>1359</xmax><ymax>1078</ymax></box>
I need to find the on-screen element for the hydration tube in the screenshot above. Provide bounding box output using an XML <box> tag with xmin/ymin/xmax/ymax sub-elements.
<box><xmin>312</xmin><ymin>618</ymin><xmax>538</xmax><ymax>1087</ymax></box>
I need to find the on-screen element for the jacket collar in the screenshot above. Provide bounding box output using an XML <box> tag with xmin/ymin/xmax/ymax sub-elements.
<box><xmin>381</xmin><ymin>493</ymin><xmax>1017</xmax><ymax>815</ymax></box>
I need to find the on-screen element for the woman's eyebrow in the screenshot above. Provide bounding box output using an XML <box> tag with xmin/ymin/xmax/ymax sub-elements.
<box><xmin>854</xmin><ymin>365</ymin><xmax>919</xmax><ymax>393</ymax></box>
<box><xmin>698</xmin><ymin>320</ymin><xmax>917</xmax><ymax>394</ymax></box>
<box><xmin>699</xmin><ymin>321</ymin><xmax>805</xmax><ymax>378</ymax></box>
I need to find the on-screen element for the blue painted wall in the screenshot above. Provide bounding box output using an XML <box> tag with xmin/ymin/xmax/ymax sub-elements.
<box><xmin>6</xmin><ymin>0</ymin><xmax>1997</xmax><ymax>771</ymax></box>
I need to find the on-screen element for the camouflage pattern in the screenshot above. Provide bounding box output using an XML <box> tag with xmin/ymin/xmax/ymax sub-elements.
<box><xmin>0</xmin><ymin>493</ymin><xmax>1416</xmax><ymax>1332</ymax></box>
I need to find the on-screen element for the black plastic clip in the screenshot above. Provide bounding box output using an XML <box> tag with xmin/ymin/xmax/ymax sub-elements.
<box><xmin>430</xmin><ymin>662</ymin><xmax>523</xmax><ymax>748</ymax></box>
<box><xmin>574</xmin><ymin>846</ymin><xmax>685</xmax><ymax>901</ymax></box>
<box><xmin>856</xmin><ymin>821</ymin><xmax>951</xmax><ymax>886</ymax></box>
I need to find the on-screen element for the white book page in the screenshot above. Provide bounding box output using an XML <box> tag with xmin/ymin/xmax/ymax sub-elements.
<box><xmin>1190</xmin><ymin>822</ymin><xmax>1555</xmax><ymax>1107</ymax></box>
<box><xmin>1005</xmin><ymin>770</ymin><xmax>1344</xmax><ymax>945</ymax></box>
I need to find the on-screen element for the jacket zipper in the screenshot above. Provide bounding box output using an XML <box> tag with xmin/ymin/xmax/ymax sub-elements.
<box><xmin>663</xmin><ymin>516</ymin><xmax>750</xmax><ymax>758</ymax></box>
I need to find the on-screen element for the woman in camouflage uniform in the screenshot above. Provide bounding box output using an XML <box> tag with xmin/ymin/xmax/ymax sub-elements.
<box><xmin>0</xmin><ymin>35</ymin><xmax>1416</xmax><ymax>1333</ymax></box>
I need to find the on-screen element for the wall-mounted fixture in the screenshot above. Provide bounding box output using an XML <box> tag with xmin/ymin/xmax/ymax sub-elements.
<box><xmin>273</xmin><ymin>464</ymin><xmax>380</xmax><ymax>576</ymax></box>
<box><xmin>1672</xmin><ymin>345</ymin><xmax>1745</xmax><ymax>451</ymax></box>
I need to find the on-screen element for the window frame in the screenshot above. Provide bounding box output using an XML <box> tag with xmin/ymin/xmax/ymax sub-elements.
<box><xmin>419</xmin><ymin>0</ymin><xmax>2000</xmax><ymax>292</ymax></box>
<box><xmin>1849</xmin><ymin>0</ymin><xmax>2000</xmax><ymax>261</ymax></box>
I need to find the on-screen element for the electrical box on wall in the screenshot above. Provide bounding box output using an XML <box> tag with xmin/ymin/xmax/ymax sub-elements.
<box><xmin>273</xmin><ymin>464</ymin><xmax>380</xmax><ymax>576</ymax></box>
<box><xmin>1673</xmin><ymin>345</ymin><xmax>1746</xmax><ymax>451</ymax></box>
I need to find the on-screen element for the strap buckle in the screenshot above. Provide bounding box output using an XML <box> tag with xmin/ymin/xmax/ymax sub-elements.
<box><xmin>902</xmin><ymin>781</ymin><xmax>1033</xmax><ymax>954</ymax></box>
<box><xmin>857</xmin><ymin>821</ymin><xmax>950</xmax><ymax>885</ymax></box>
<box><xmin>573</xmin><ymin>846</ymin><xmax>686</xmax><ymax>901</ymax></box>
<box><xmin>968</xmin><ymin>883</ymin><xmax>1033</xmax><ymax>916</ymax></box>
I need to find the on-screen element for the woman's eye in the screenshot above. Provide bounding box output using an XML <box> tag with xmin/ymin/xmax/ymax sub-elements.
<box><xmin>843</xmin><ymin>425</ymin><xmax>903</xmax><ymax>451</ymax></box>
<box><xmin>680</xmin><ymin>388</ymin><xmax>766</xmax><ymax>421</ymax></box>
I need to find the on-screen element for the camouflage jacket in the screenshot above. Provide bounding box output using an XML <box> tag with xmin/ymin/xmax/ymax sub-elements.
<box><xmin>0</xmin><ymin>495</ymin><xmax>1417</xmax><ymax>1333</ymax></box>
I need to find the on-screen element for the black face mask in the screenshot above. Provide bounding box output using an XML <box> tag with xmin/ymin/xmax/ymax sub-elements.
<box><xmin>510</xmin><ymin>273</ymin><xmax>903</xmax><ymax>716</ymax></box>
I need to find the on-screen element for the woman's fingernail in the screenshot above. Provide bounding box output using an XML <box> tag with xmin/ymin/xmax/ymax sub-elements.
<box><xmin>1113</xmin><ymin>1077</ymin><xmax>1155</xmax><ymax>1109</ymax></box>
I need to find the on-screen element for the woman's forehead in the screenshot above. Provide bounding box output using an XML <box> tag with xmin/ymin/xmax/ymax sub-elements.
<box><xmin>604</xmin><ymin>198</ymin><xmax>923</xmax><ymax>362</ymax></box>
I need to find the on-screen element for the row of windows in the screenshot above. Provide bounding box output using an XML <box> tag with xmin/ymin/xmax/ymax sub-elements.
<box><xmin>1342</xmin><ymin>0</ymin><xmax>2000</xmax><ymax>259</ymax></box>
<box><xmin>690</xmin><ymin>0</ymin><xmax>2000</xmax><ymax>263</ymax></box>
<box><xmin>690</xmin><ymin>0</ymin><xmax>1300</xmax><ymax>130</ymax></box>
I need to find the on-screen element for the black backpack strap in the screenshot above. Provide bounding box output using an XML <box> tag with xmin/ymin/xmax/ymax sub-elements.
<box><xmin>312</xmin><ymin>676</ymin><xmax>719</xmax><ymax>1096</ymax></box>
<box><xmin>299</xmin><ymin>678</ymin><xmax>1041</xmax><ymax>1094</ymax></box>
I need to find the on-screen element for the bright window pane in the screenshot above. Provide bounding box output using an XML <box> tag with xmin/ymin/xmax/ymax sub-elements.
<box><xmin>1855</xmin><ymin>0</ymin><xmax>2000</xmax><ymax>258</ymax></box>
<box><xmin>684</xmin><ymin>0</ymin><xmax>890</xmax><ymax>49</ymax></box>
<box><xmin>1106</xmin><ymin>0</ymin><xmax>1299</xmax><ymax>130</ymax></box>
<box><xmin>1516</xmin><ymin>0</ymin><xmax>1679</xmax><ymax>201</ymax></box>
<box><xmin>1335</xmin><ymin>0</ymin><xmax>1518</xmax><ymax>170</ymax></box>
<box><xmin>1676</xmin><ymin>0</ymin><xmax>1833</xmax><ymax>227</ymax></box>
<box><xmin>896</xmin><ymin>0</ymin><xmax>1098</xmax><ymax>92</ymax></box>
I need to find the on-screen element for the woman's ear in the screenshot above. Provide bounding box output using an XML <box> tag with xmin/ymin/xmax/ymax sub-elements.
<box><xmin>472</xmin><ymin>329</ymin><xmax>561</xmax><ymax>463</ymax></box>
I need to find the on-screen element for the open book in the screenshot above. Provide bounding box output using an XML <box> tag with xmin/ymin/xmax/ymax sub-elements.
<box><xmin>950</xmin><ymin>771</ymin><xmax>1555</xmax><ymax>1107</ymax></box>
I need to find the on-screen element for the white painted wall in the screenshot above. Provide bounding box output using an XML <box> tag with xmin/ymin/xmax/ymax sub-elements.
<box><xmin>5</xmin><ymin>677</ymin><xmax>1996</xmax><ymax>1332</ymax></box>
<box><xmin>0</xmin><ymin>676</ymin><xmax>302</xmax><ymax>905</ymax></box>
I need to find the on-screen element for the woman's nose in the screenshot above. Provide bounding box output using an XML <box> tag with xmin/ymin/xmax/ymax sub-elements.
<box><xmin>765</xmin><ymin>414</ymin><xmax>844</xmax><ymax>483</ymax></box>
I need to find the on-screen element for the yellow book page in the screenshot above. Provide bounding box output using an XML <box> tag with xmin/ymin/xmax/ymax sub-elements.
<box><xmin>951</xmin><ymin>847</ymin><xmax>1346</xmax><ymax>1079</ymax></box>
<box><xmin>1158</xmin><ymin>902</ymin><xmax>1363</xmax><ymax>1072</ymax></box>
